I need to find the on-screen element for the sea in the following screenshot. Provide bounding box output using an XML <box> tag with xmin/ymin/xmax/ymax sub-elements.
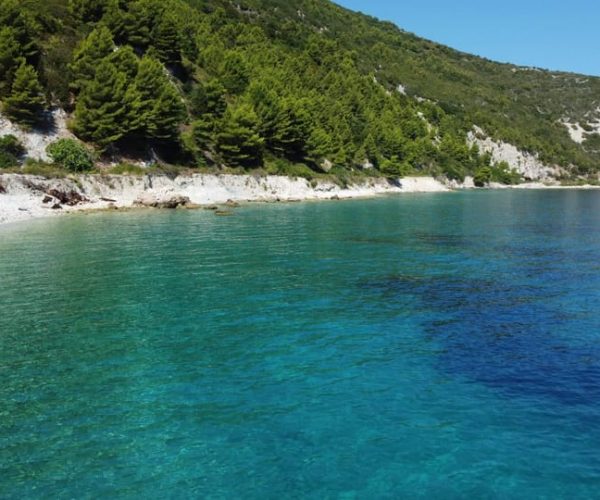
<box><xmin>2</xmin><ymin>190</ymin><xmax>600</xmax><ymax>498</ymax></box>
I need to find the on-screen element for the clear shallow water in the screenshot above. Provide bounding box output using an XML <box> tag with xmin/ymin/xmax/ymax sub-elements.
<box><xmin>2</xmin><ymin>191</ymin><xmax>600</xmax><ymax>498</ymax></box>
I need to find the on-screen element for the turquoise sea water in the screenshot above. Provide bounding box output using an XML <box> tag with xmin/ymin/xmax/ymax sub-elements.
<box><xmin>2</xmin><ymin>190</ymin><xmax>600</xmax><ymax>498</ymax></box>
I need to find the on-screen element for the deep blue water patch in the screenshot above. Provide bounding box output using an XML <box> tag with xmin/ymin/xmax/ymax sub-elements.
<box><xmin>362</xmin><ymin>271</ymin><xmax>600</xmax><ymax>405</ymax></box>
<box><xmin>2</xmin><ymin>190</ymin><xmax>600</xmax><ymax>498</ymax></box>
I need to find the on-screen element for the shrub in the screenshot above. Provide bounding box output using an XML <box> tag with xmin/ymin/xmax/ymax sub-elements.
<box><xmin>441</xmin><ymin>162</ymin><xmax>466</xmax><ymax>183</ymax></box>
<box><xmin>0</xmin><ymin>135</ymin><xmax>25</xmax><ymax>169</ymax></box>
<box><xmin>265</xmin><ymin>157</ymin><xmax>315</xmax><ymax>179</ymax></box>
<box><xmin>46</xmin><ymin>138</ymin><xmax>94</xmax><ymax>172</ymax></box>
<box><xmin>491</xmin><ymin>161</ymin><xmax>522</xmax><ymax>185</ymax></box>
<box><xmin>380</xmin><ymin>156</ymin><xmax>412</xmax><ymax>177</ymax></box>
<box><xmin>473</xmin><ymin>166</ymin><xmax>492</xmax><ymax>187</ymax></box>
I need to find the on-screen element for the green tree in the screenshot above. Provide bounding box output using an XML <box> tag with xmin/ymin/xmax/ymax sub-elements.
<box><xmin>73</xmin><ymin>59</ymin><xmax>132</xmax><ymax>149</ymax></box>
<box><xmin>107</xmin><ymin>45</ymin><xmax>139</xmax><ymax>79</ymax></box>
<box><xmin>101</xmin><ymin>0</ymin><xmax>128</xmax><ymax>43</ymax></box>
<box><xmin>380</xmin><ymin>156</ymin><xmax>410</xmax><ymax>177</ymax></box>
<box><xmin>149</xmin><ymin>83</ymin><xmax>185</xmax><ymax>141</ymax></box>
<box><xmin>152</xmin><ymin>13</ymin><xmax>182</xmax><ymax>66</ymax></box>
<box><xmin>306</xmin><ymin>126</ymin><xmax>333</xmax><ymax>164</ymax></box>
<box><xmin>270</xmin><ymin>97</ymin><xmax>306</xmax><ymax>158</ymax></box>
<box><xmin>215</xmin><ymin>104</ymin><xmax>264</xmax><ymax>167</ymax></box>
<box><xmin>122</xmin><ymin>0</ymin><xmax>164</xmax><ymax>49</ymax></box>
<box><xmin>132</xmin><ymin>55</ymin><xmax>185</xmax><ymax>141</ymax></box>
<box><xmin>69</xmin><ymin>26</ymin><xmax>115</xmax><ymax>92</ymax></box>
<box><xmin>192</xmin><ymin>116</ymin><xmax>215</xmax><ymax>152</ymax></box>
<box><xmin>69</xmin><ymin>0</ymin><xmax>108</xmax><ymax>23</ymax></box>
<box><xmin>190</xmin><ymin>79</ymin><xmax>227</xmax><ymax>118</ymax></box>
<box><xmin>0</xmin><ymin>0</ymin><xmax>39</xmax><ymax>60</ymax></box>
<box><xmin>3</xmin><ymin>62</ymin><xmax>46</xmax><ymax>127</ymax></box>
<box><xmin>305</xmin><ymin>34</ymin><xmax>337</xmax><ymax>66</ymax></box>
<box><xmin>121</xmin><ymin>4</ymin><xmax>150</xmax><ymax>47</ymax></box>
<box><xmin>248</xmin><ymin>82</ymin><xmax>280</xmax><ymax>140</ymax></box>
<box><xmin>473</xmin><ymin>166</ymin><xmax>492</xmax><ymax>187</ymax></box>
<box><xmin>0</xmin><ymin>134</ymin><xmax>25</xmax><ymax>168</ymax></box>
<box><xmin>247</xmin><ymin>83</ymin><xmax>305</xmax><ymax>157</ymax></box>
<box><xmin>0</xmin><ymin>27</ymin><xmax>22</xmax><ymax>95</ymax></box>
<box><xmin>219</xmin><ymin>52</ymin><xmax>249</xmax><ymax>94</ymax></box>
<box><xmin>361</xmin><ymin>132</ymin><xmax>380</xmax><ymax>166</ymax></box>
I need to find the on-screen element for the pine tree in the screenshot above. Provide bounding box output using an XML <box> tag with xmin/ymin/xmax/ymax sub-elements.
<box><xmin>107</xmin><ymin>45</ymin><xmax>139</xmax><ymax>79</ymax></box>
<box><xmin>101</xmin><ymin>0</ymin><xmax>128</xmax><ymax>44</ymax></box>
<box><xmin>215</xmin><ymin>104</ymin><xmax>264</xmax><ymax>167</ymax></box>
<box><xmin>3</xmin><ymin>62</ymin><xmax>46</xmax><ymax>127</ymax></box>
<box><xmin>152</xmin><ymin>14</ymin><xmax>182</xmax><ymax>66</ymax></box>
<box><xmin>248</xmin><ymin>82</ymin><xmax>280</xmax><ymax>141</ymax></box>
<box><xmin>73</xmin><ymin>59</ymin><xmax>131</xmax><ymax>149</ymax></box>
<box><xmin>248</xmin><ymin>84</ymin><xmax>306</xmax><ymax>159</ymax></box>
<box><xmin>271</xmin><ymin>98</ymin><xmax>306</xmax><ymax>158</ymax></box>
<box><xmin>132</xmin><ymin>56</ymin><xmax>185</xmax><ymax>141</ymax></box>
<box><xmin>192</xmin><ymin>116</ymin><xmax>215</xmax><ymax>151</ymax></box>
<box><xmin>69</xmin><ymin>26</ymin><xmax>115</xmax><ymax>92</ymax></box>
<box><xmin>190</xmin><ymin>79</ymin><xmax>227</xmax><ymax>118</ymax></box>
<box><xmin>361</xmin><ymin>132</ymin><xmax>380</xmax><ymax>166</ymax></box>
<box><xmin>306</xmin><ymin>127</ymin><xmax>333</xmax><ymax>164</ymax></box>
<box><xmin>122</xmin><ymin>1</ymin><xmax>154</xmax><ymax>48</ymax></box>
<box><xmin>68</xmin><ymin>0</ymin><xmax>108</xmax><ymax>23</ymax></box>
<box><xmin>0</xmin><ymin>0</ymin><xmax>39</xmax><ymax>60</ymax></box>
<box><xmin>0</xmin><ymin>27</ymin><xmax>22</xmax><ymax>95</ymax></box>
<box><xmin>219</xmin><ymin>52</ymin><xmax>249</xmax><ymax>94</ymax></box>
<box><xmin>150</xmin><ymin>83</ymin><xmax>185</xmax><ymax>141</ymax></box>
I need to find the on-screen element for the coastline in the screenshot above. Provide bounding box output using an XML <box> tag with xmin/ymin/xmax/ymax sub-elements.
<box><xmin>0</xmin><ymin>173</ymin><xmax>449</xmax><ymax>226</ymax></box>
<box><xmin>2</xmin><ymin>173</ymin><xmax>600</xmax><ymax>227</ymax></box>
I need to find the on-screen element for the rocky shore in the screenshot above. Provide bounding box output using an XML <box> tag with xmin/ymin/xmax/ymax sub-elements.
<box><xmin>0</xmin><ymin>173</ymin><xmax>450</xmax><ymax>226</ymax></box>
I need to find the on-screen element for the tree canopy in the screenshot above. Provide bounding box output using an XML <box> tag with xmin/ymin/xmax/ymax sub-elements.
<box><xmin>1</xmin><ymin>0</ymin><xmax>599</xmax><ymax>180</ymax></box>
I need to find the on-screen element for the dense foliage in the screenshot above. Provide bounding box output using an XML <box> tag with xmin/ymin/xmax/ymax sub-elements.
<box><xmin>1</xmin><ymin>0</ymin><xmax>599</xmax><ymax>179</ymax></box>
<box><xmin>46</xmin><ymin>138</ymin><xmax>94</xmax><ymax>171</ymax></box>
<box><xmin>0</xmin><ymin>134</ymin><xmax>25</xmax><ymax>168</ymax></box>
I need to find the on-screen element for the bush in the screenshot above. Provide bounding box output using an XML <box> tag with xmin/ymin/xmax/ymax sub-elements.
<box><xmin>46</xmin><ymin>139</ymin><xmax>94</xmax><ymax>172</ymax></box>
<box><xmin>441</xmin><ymin>162</ymin><xmax>466</xmax><ymax>182</ymax></box>
<box><xmin>264</xmin><ymin>157</ymin><xmax>316</xmax><ymax>179</ymax></box>
<box><xmin>379</xmin><ymin>156</ymin><xmax>412</xmax><ymax>177</ymax></box>
<box><xmin>491</xmin><ymin>161</ymin><xmax>522</xmax><ymax>185</ymax></box>
<box><xmin>473</xmin><ymin>166</ymin><xmax>492</xmax><ymax>187</ymax></box>
<box><xmin>0</xmin><ymin>135</ymin><xmax>26</xmax><ymax>169</ymax></box>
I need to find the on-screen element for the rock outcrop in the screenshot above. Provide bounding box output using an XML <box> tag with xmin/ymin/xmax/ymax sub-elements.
<box><xmin>467</xmin><ymin>126</ymin><xmax>563</xmax><ymax>181</ymax></box>
<box><xmin>134</xmin><ymin>193</ymin><xmax>191</xmax><ymax>209</ymax></box>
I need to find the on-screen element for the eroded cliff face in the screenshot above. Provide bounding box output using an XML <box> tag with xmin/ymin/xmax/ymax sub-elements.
<box><xmin>467</xmin><ymin>126</ymin><xmax>564</xmax><ymax>182</ymax></box>
<box><xmin>0</xmin><ymin>109</ymin><xmax>75</xmax><ymax>162</ymax></box>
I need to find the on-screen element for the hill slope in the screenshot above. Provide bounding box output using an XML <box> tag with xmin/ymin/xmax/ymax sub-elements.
<box><xmin>1</xmin><ymin>0</ymin><xmax>599</xmax><ymax>182</ymax></box>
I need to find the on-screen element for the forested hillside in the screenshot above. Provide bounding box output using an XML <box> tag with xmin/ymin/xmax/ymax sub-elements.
<box><xmin>1</xmin><ymin>0</ymin><xmax>599</xmax><ymax>181</ymax></box>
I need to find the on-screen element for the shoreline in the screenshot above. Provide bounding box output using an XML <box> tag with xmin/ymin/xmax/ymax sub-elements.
<box><xmin>0</xmin><ymin>173</ymin><xmax>449</xmax><ymax>227</ymax></box>
<box><xmin>1</xmin><ymin>173</ymin><xmax>600</xmax><ymax>227</ymax></box>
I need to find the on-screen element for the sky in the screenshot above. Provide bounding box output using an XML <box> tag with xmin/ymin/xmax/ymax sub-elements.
<box><xmin>334</xmin><ymin>0</ymin><xmax>600</xmax><ymax>76</ymax></box>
